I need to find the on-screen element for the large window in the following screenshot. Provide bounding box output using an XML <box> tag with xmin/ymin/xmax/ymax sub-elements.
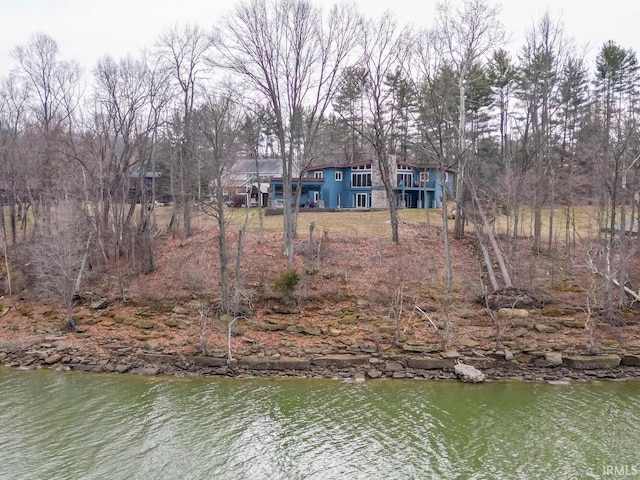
<box><xmin>397</xmin><ymin>173</ymin><xmax>412</xmax><ymax>188</ymax></box>
<box><xmin>396</xmin><ymin>164</ymin><xmax>413</xmax><ymax>187</ymax></box>
<box><xmin>351</xmin><ymin>164</ymin><xmax>372</xmax><ymax>188</ymax></box>
<box><xmin>351</xmin><ymin>172</ymin><xmax>371</xmax><ymax>187</ymax></box>
<box><xmin>354</xmin><ymin>193</ymin><xmax>370</xmax><ymax>208</ymax></box>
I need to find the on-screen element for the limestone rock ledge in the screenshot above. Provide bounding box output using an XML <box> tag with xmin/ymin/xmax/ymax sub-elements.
<box><xmin>563</xmin><ymin>355</ymin><xmax>621</xmax><ymax>370</ymax></box>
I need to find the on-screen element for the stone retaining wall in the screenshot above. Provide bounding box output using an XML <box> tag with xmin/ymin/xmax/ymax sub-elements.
<box><xmin>2</xmin><ymin>338</ymin><xmax>640</xmax><ymax>383</ymax></box>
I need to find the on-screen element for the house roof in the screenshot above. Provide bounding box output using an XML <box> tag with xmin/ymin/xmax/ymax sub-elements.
<box><xmin>228</xmin><ymin>158</ymin><xmax>283</xmax><ymax>175</ymax></box>
<box><xmin>307</xmin><ymin>161</ymin><xmax>372</xmax><ymax>170</ymax></box>
<box><xmin>306</xmin><ymin>160</ymin><xmax>456</xmax><ymax>172</ymax></box>
<box><xmin>225</xmin><ymin>158</ymin><xmax>286</xmax><ymax>188</ymax></box>
<box><xmin>270</xmin><ymin>177</ymin><xmax>325</xmax><ymax>184</ymax></box>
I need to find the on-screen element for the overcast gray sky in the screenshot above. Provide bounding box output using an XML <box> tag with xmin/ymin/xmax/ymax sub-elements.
<box><xmin>1</xmin><ymin>0</ymin><xmax>639</xmax><ymax>77</ymax></box>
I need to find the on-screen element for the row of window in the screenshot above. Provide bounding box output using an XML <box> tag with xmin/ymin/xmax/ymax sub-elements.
<box><xmin>314</xmin><ymin>171</ymin><xmax>344</xmax><ymax>181</ymax></box>
<box><xmin>311</xmin><ymin>169</ymin><xmax>448</xmax><ymax>186</ymax></box>
<box><xmin>351</xmin><ymin>172</ymin><xmax>371</xmax><ymax>187</ymax></box>
<box><xmin>310</xmin><ymin>192</ymin><xmax>368</xmax><ymax>207</ymax></box>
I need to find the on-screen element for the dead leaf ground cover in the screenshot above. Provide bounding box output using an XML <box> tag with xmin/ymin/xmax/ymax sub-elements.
<box><xmin>1</xmin><ymin>207</ymin><xmax>639</xmax><ymax>360</ymax></box>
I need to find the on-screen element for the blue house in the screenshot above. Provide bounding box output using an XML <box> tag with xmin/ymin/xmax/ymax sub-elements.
<box><xmin>269</xmin><ymin>158</ymin><xmax>455</xmax><ymax>209</ymax></box>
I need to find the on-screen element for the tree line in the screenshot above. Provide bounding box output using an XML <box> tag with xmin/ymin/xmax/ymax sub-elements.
<box><xmin>1</xmin><ymin>0</ymin><xmax>639</xmax><ymax>325</ymax></box>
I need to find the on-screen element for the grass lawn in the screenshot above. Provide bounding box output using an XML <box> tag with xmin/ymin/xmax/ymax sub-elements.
<box><xmin>187</xmin><ymin>204</ymin><xmax>605</xmax><ymax>245</ymax></box>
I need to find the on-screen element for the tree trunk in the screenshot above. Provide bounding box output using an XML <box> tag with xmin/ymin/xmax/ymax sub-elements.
<box><xmin>0</xmin><ymin>211</ymin><xmax>12</xmax><ymax>296</ymax></box>
<box><xmin>472</xmin><ymin>219</ymin><xmax>499</xmax><ymax>291</ymax></box>
<box><xmin>454</xmin><ymin>72</ymin><xmax>466</xmax><ymax>240</ymax></box>
<box><xmin>254</xmin><ymin>157</ymin><xmax>264</xmax><ymax>244</ymax></box>
<box><xmin>283</xmin><ymin>172</ymin><xmax>296</xmax><ymax>268</ymax></box>
<box><xmin>383</xmin><ymin>177</ymin><xmax>400</xmax><ymax>245</ymax></box>
<box><xmin>215</xmin><ymin>167</ymin><xmax>230</xmax><ymax>314</ymax></box>
<box><xmin>618</xmin><ymin>183</ymin><xmax>628</xmax><ymax>306</ymax></box>
<box><xmin>441</xmin><ymin>172</ymin><xmax>452</xmax><ymax>291</ymax></box>
<box><xmin>234</xmin><ymin>210</ymin><xmax>249</xmax><ymax>313</ymax></box>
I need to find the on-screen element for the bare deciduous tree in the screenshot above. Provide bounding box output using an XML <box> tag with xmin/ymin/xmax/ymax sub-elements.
<box><xmin>435</xmin><ymin>0</ymin><xmax>503</xmax><ymax>239</ymax></box>
<box><xmin>334</xmin><ymin>12</ymin><xmax>412</xmax><ymax>245</ymax></box>
<box><xmin>157</xmin><ymin>24</ymin><xmax>213</xmax><ymax>245</ymax></box>
<box><xmin>196</xmin><ymin>87</ymin><xmax>244</xmax><ymax>315</ymax></box>
<box><xmin>217</xmin><ymin>0</ymin><xmax>359</xmax><ymax>265</ymax></box>
<box><xmin>413</xmin><ymin>28</ymin><xmax>458</xmax><ymax>290</ymax></box>
<box><xmin>29</xmin><ymin>199</ymin><xmax>91</xmax><ymax>330</ymax></box>
<box><xmin>12</xmin><ymin>33</ymin><xmax>81</xmax><ymax>231</ymax></box>
<box><xmin>90</xmin><ymin>53</ymin><xmax>166</xmax><ymax>297</ymax></box>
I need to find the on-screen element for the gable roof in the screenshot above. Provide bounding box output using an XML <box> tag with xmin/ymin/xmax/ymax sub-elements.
<box><xmin>228</xmin><ymin>158</ymin><xmax>283</xmax><ymax>175</ymax></box>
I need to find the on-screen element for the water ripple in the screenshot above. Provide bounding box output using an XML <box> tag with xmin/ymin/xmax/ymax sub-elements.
<box><xmin>1</xmin><ymin>370</ymin><xmax>639</xmax><ymax>480</ymax></box>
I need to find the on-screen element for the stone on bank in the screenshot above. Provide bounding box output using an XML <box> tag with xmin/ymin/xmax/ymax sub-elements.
<box><xmin>454</xmin><ymin>363</ymin><xmax>486</xmax><ymax>383</ymax></box>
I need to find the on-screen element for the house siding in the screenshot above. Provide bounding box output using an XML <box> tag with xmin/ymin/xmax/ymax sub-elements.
<box><xmin>269</xmin><ymin>162</ymin><xmax>455</xmax><ymax>210</ymax></box>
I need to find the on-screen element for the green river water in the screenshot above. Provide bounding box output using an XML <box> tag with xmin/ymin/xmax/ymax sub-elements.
<box><xmin>0</xmin><ymin>368</ymin><xmax>638</xmax><ymax>479</ymax></box>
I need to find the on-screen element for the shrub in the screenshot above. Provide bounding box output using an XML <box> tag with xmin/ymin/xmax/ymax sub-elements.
<box><xmin>272</xmin><ymin>269</ymin><xmax>300</xmax><ymax>300</ymax></box>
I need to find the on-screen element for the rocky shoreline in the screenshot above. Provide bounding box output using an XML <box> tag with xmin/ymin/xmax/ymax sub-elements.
<box><xmin>2</xmin><ymin>334</ymin><xmax>640</xmax><ymax>384</ymax></box>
